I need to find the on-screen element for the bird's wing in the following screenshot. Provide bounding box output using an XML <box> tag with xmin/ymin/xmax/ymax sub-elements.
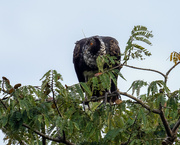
<box><xmin>102</xmin><ymin>37</ymin><xmax>121</xmax><ymax>95</ymax></box>
<box><xmin>102</xmin><ymin>36</ymin><xmax>121</xmax><ymax>60</ymax></box>
<box><xmin>73</xmin><ymin>38</ymin><xmax>87</xmax><ymax>82</ymax></box>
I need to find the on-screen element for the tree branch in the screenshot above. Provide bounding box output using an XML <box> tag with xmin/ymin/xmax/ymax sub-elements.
<box><xmin>124</xmin><ymin>64</ymin><xmax>166</xmax><ymax>78</ymax></box>
<box><xmin>159</xmin><ymin>106</ymin><xmax>173</xmax><ymax>137</ymax></box>
<box><xmin>83</xmin><ymin>91</ymin><xmax>161</xmax><ymax>114</ymax></box>
<box><xmin>51</xmin><ymin>73</ymin><xmax>62</xmax><ymax>117</ymax></box>
<box><xmin>119</xmin><ymin>91</ymin><xmax>161</xmax><ymax>114</ymax></box>
<box><xmin>165</xmin><ymin>61</ymin><xmax>180</xmax><ymax>83</ymax></box>
<box><xmin>81</xmin><ymin>92</ymin><xmax>118</xmax><ymax>104</ymax></box>
<box><xmin>0</xmin><ymin>99</ymin><xmax>7</xmax><ymax>110</ymax></box>
<box><xmin>41</xmin><ymin>118</ymin><xmax>46</xmax><ymax>145</ymax></box>
<box><xmin>22</xmin><ymin>123</ymin><xmax>75</xmax><ymax>145</ymax></box>
<box><xmin>172</xmin><ymin>117</ymin><xmax>180</xmax><ymax>134</ymax></box>
<box><xmin>51</xmin><ymin>71</ymin><xmax>66</xmax><ymax>141</ymax></box>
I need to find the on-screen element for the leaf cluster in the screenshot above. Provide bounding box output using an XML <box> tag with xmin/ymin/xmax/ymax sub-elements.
<box><xmin>124</xmin><ymin>25</ymin><xmax>153</xmax><ymax>61</ymax></box>
<box><xmin>170</xmin><ymin>51</ymin><xmax>180</xmax><ymax>65</ymax></box>
<box><xmin>1</xmin><ymin>68</ymin><xmax>179</xmax><ymax>144</ymax></box>
<box><xmin>78</xmin><ymin>54</ymin><xmax>123</xmax><ymax>99</ymax></box>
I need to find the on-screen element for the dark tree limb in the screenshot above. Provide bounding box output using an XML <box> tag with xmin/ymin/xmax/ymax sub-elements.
<box><xmin>172</xmin><ymin>117</ymin><xmax>180</xmax><ymax>134</ymax></box>
<box><xmin>159</xmin><ymin>105</ymin><xmax>173</xmax><ymax>137</ymax></box>
<box><xmin>41</xmin><ymin>118</ymin><xmax>46</xmax><ymax>145</ymax></box>
<box><xmin>82</xmin><ymin>91</ymin><xmax>161</xmax><ymax>114</ymax></box>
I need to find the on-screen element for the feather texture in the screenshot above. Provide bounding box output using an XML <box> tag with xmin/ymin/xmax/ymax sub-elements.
<box><xmin>73</xmin><ymin>36</ymin><xmax>121</xmax><ymax>102</ymax></box>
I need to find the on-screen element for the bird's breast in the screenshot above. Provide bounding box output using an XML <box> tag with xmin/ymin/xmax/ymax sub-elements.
<box><xmin>83</xmin><ymin>50</ymin><xmax>98</xmax><ymax>68</ymax></box>
<box><xmin>83</xmin><ymin>48</ymin><xmax>106</xmax><ymax>69</ymax></box>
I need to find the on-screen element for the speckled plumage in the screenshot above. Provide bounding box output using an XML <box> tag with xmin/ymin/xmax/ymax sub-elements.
<box><xmin>73</xmin><ymin>35</ymin><xmax>121</xmax><ymax>102</ymax></box>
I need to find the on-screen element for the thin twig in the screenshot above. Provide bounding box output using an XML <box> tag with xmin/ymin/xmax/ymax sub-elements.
<box><xmin>51</xmin><ymin>71</ymin><xmax>62</xmax><ymax>117</ymax></box>
<box><xmin>51</xmin><ymin>71</ymin><xmax>66</xmax><ymax>141</ymax></box>
<box><xmin>0</xmin><ymin>99</ymin><xmax>7</xmax><ymax>109</ymax></box>
<box><xmin>124</xmin><ymin>64</ymin><xmax>166</xmax><ymax>78</ymax></box>
<box><xmin>165</xmin><ymin>61</ymin><xmax>180</xmax><ymax>83</ymax></box>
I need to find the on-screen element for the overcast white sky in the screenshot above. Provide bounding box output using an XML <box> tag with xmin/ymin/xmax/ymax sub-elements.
<box><xmin>0</xmin><ymin>0</ymin><xmax>180</xmax><ymax>144</ymax></box>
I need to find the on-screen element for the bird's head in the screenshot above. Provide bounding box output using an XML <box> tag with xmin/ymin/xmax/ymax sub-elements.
<box><xmin>84</xmin><ymin>37</ymin><xmax>100</xmax><ymax>55</ymax></box>
<box><xmin>82</xmin><ymin>36</ymin><xmax>106</xmax><ymax>68</ymax></box>
<box><xmin>83</xmin><ymin>36</ymin><xmax>106</xmax><ymax>55</ymax></box>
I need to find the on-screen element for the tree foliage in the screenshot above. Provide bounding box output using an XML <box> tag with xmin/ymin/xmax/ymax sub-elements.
<box><xmin>170</xmin><ymin>51</ymin><xmax>180</xmax><ymax>65</ymax></box>
<box><xmin>0</xmin><ymin>25</ymin><xmax>180</xmax><ymax>145</ymax></box>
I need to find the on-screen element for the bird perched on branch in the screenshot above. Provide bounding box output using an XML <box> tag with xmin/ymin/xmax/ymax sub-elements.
<box><xmin>73</xmin><ymin>36</ymin><xmax>121</xmax><ymax>103</ymax></box>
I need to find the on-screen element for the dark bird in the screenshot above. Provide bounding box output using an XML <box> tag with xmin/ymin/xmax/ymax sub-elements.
<box><xmin>73</xmin><ymin>36</ymin><xmax>121</xmax><ymax>102</ymax></box>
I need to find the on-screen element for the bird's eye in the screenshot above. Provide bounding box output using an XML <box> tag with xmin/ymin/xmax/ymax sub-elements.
<box><xmin>90</xmin><ymin>42</ymin><xmax>93</xmax><ymax>46</ymax></box>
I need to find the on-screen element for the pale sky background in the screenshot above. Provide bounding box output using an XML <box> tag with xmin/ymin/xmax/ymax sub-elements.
<box><xmin>0</xmin><ymin>0</ymin><xmax>180</xmax><ymax>144</ymax></box>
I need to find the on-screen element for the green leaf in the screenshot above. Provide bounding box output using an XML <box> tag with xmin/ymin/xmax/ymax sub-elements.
<box><xmin>148</xmin><ymin>80</ymin><xmax>169</xmax><ymax>96</ymax></box>
<box><xmin>68</xmin><ymin>120</ymin><xmax>74</xmax><ymax>135</ymax></box>
<box><xmin>132</xmin><ymin>25</ymin><xmax>148</xmax><ymax>32</ymax></box>
<box><xmin>148</xmin><ymin>80</ymin><xmax>160</xmax><ymax>96</ymax></box>
<box><xmin>104</xmin><ymin>128</ymin><xmax>121</xmax><ymax>141</ymax></box>
<box><xmin>124</xmin><ymin>25</ymin><xmax>153</xmax><ymax>61</ymax></box>
<box><xmin>44</xmin><ymin>116</ymin><xmax>50</xmax><ymax>128</ymax></box>
<box><xmin>128</xmin><ymin>80</ymin><xmax>147</xmax><ymax>96</ymax></box>
<box><xmin>140</xmin><ymin>94</ymin><xmax>147</xmax><ymax>101</ymax></box>
<box><xmin>132</xmin><ymin>31</ymin><xmax>153</xmax><ymax>38</ymax></box>
<box><xmin>9</xmin><ymin>111</ymin><xmax>23</xmax><ymax>130</ymax></box>
<box><xmin>138</xmin><ymin>108</ymin><xmax>147</xmax><ymax>126</ymax></box>
<box><xmin>116</xmin><ymin>116</ymin><xmax>125</xmax><ymax>127</ymax></box>
<box><xmin>112</xmin><ymin>69</ymin><xmax>126</xmax><ymax>81</ymax></box>
<box><xmin>132</xmin><ymin>43</ymin><xmax>145</xmax><ymax>50</ymax></box>
<box><xmin>167</xmin><ymin>97</ymin><xmax>178</xmax><ymax>110</ymax></box>
<box><xmin>80</xmin><ymin>82</ymin><xmax>92</xmax><ymax>97</ymax></box>
<box><xmin>91</xmin><ymin>102</ymin><xmax>101</xmax><ymax>111</ymax></box>
<box><xmin>73</xmin><ymin>122</ymin><xmax>80</xmax><ymax>130</ymax></box>
<box><xmin>107</xmin><ymin>55</ymin><xmax>116</xmax><ymax>65</ymax></box>
<box><xmin>92</xmin><ymin>76</ymin><xmax>99</xmax><ymax>92</ymax></box>
<box><xmin>96</xmin><ymin>56</ymin><xmax>105</xmax><ymax>72</ymax></box>
<box><xmin>53</xmin><ymin>70</ymin><xmax>63</xmax><ymax>81</ymax></box>
<box><xmin>75</xmin><ymin>84</ymin><xmax>84</xmax><ymax>99</ymax></box>
<box><xmin>99</xmin><ymin>73</ymin><xmax>111</xmax><ymax>91</ymax></box>
<box><xmin>40</xmin><ymin>70</ymin><xmax>51</xmax><ymax>81</ymax></box>
<box><xmin>107</xmin><ymin>71</ymin><xmax>117</xmax><ymax>86</ymax></box>
<box><xmin>15</xmin><ymin>111</ymin><xmax>22</xmax><ymax>121</ymax></box>
<box><xmin>1</xmin><ymin>115</ymin><xmax>8</xmax><ymax>127</ymax></box>
<box><xmin>156</xmin><ymin>94</ymin><xmax>165</xmax><ymax>107</ymax></box>
<box><xmin>134</xmin><ymin>36</ymin><xmax>152</xmax><ymax>45</ymax></box>
<box><xmin>89</xmin><ymin>127</ymin><xmax>96</xmax><ymax>139</ymax></box>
